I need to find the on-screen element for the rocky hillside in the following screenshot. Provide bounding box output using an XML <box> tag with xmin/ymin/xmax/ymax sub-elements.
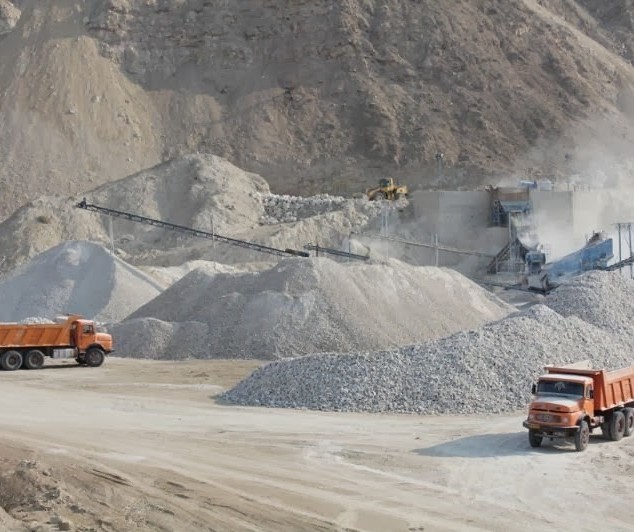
<box><xmin>1</xmin><ymin>1</ymin><xmax>634</xmax><ymax>219</ymax></box>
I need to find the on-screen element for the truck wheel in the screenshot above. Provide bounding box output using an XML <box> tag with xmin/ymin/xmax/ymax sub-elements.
<box><xmin>575</xmin><ymin>420</ymin><xmax>590</xmax><ymax>452</ymax></box>
<box><xmin>24</xmin><ymin>350</ymin><xmax>45</xmax><ymax>370</ymax></box>
<box><xmin>610</xmin><ymin>411</ymin><xmax>626</xmax><ymax>441</ymax></box>
<box><xmin>374</xmin><ymin>192</ymin><xmax>386</xmax><ymax>201</ymax></box>
<box><xmin>84</xmin><ymin>348</ymin><xmax>105</xmax><ymax>368</ymax></box>
<box><xmin>528</xmin><ymin>430</ymin><xmax>542</xmax><ymax>448</ymax></box>
<box><xmin>623</xmin><ymin>408</ymin><xmax>634</xmax><ymax>437</ymax></box>
<box><xmin>1</xmin><ymin>350</ymin><xmax>23</xmax><ymax>371</ymax></box>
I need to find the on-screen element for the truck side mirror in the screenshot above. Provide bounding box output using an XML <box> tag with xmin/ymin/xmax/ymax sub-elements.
<box><xmin>531</xmin><ymin>384</ymin><xmax>536</xmax><ymax>395</ymax></box>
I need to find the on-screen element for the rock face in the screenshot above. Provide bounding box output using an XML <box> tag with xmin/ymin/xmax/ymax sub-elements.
<box><xmin>2</xmin><ymin>2</ymin><xmax>634</xmax><ymax>218</ymax></box>
<box><xmin>0</xmin><ymin>1</ymin><xmax>19</xmax><ymax>35</ymax></box>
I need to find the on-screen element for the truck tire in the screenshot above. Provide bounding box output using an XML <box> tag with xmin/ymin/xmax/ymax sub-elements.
<box><xmin>24</xmin><ymin>350</ymin><xmax>45</xmax><ymax>370</ymax></box>
<box><xmin>528</xmin><ymin>430</ymin><xmax>542</xmax><ymax>448</ymax></box>
<box><xmin>610</xmin><ymin>411</ymin><xmax>626</xmax><ymax>441</ymax></box>
<box><xmin>84</xmin><ymin>348</ymin><xmax>105</xmax><ymax>368</ymax></box>
<box><xmin>1</xmin><ymin>350</ymin><xmax>23</xmax><ymax>371</ymax></box>
<box><xmin>373</xmin><ymin>192</ymin><xmax>386</xmax><ymax>201</ymax></box>
<box><xmin>574</xmin><ymin>420</ymin><xmax>590</xmax><ymax>452</ymax></box>
<box><xmin>623</xmin><ymin>408</ymin><xmax>634</xmax><ymax>437</ymax></box>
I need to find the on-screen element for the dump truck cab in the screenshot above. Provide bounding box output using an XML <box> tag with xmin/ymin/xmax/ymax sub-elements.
<box><xmin>524</xmin><ymin>372</ymin><xmax>595</xmax><ymax>451</ymax></box>
<box><xmin>72</xmin><ymin>319</ymin><xmax>113</xmax><ymax>355</ymax></box>
<box><xmin>527</xmin><ymin>374</ymin><xmax>593</xmax><ymax>427</ymax></box>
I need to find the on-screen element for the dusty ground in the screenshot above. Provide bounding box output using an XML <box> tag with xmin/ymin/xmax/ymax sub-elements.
<box><xmin>0</xmin><ymin>358</ymin><xmax>632</xmax><ymax>532</ymax></box>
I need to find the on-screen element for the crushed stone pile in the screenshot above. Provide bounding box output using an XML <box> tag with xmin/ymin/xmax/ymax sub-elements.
<box><xmin>257</xmin><ymin>193</ymin><xmax>384</xmax><ymax>224</ymax></box>
<box><xmin>108</xmin><ymin>318</ymin><xmax>210</xmax><ymax>360</ymax></box>
<box><xmin>18</xmin><ymin>317</ymin><xmax>55</xmax><ymax>324</ymax></box>
<box><xmin>0</xmin><ymin>240</ymin><xmax>162</xmax><ymax>323</ymax></box>
<box><xmin>220</xmin><ymin>305</ymin><xmax>633</xmax><ymax>414</ymax></box>
<box><xmin>139</xmin><ymin>260</ymin><xmax>253</xmax><ymax>289</ymax></box>
<box><xmin>116</xmin><ymin>258</ymin><xmax>512</xmax><ymax>360</ymax></box>
<box><xmin>89</xmin><ymin>153</ymin><xmax>270</xmax><ymax>236</ymax></box>
<box><xmin>259</xmin><ymin>193</ymin><xmax>348</xmax><ymax>224</ymax></box>
<box><xmin>545</xmin><ymin>270</ymin><xmax>634</xmax><ymax>339</ymax></box>
<box><xmin>0</xmin><ymin>154</ymin><xmax>273</xmax><ymax>274</ymax></box>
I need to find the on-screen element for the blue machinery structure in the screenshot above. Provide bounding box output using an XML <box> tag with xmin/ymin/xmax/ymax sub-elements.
<box><xmin>525</xmin><ymin>234</ymin><xmax>614</xmax><ymax>292</ymax></box>
<box><xmin>485</xmin><ymin>185</ymin><xmax>633</xmax><ymax>292</ymax></box>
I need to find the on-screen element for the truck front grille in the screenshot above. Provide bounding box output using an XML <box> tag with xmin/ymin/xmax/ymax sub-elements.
<box><xmin>535</xmin><ymin>413</ymin><xmax>560</xmax><ymax>423</ymax></box>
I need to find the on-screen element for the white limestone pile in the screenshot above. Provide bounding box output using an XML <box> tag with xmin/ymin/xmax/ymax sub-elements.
<box><xmin>220</xmin><ymin>305</ymin><xmax>633</xmax><ymax>414</ymax></box>
<box><xmin>0</xmin><ymin>154</ymin><xmax>274</xmax><ymax>274</ymax></box>
<box><xmin>18</xmin><ymin>317</ymin><xmax>55</xmax><ymax>324</ymax></box>
<box><xmin>117</xmin><ymin>257</ymin><xmax>512</xmax><ymax>360</ymax></box>
<box><xmin>546</xmin><ymin>271</ymin><xmax>634</xmax><ymax>340</ymax></box>
<box><xmin>0</xmin><ymin>240</ymin><xmax>162</xmax><ymax>323</ymax></box>
<box><xmin>108</xmin><ymin>318</ymin><xmax>210</xmax><ymax>360</ymax></box>
<box><xmin>139</xmin><ymin>260</ymin><xmax>253</xmax><ymax>289</ymax></box>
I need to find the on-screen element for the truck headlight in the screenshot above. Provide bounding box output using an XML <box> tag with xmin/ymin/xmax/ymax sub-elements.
<box><xmin>528</xmin><ymin>413</ymin><xmax>535</xmax><ymax>421</ymax></box>
<box><xmin>561</xmin><ymin>416</ymin><xmax>568</xmax><ymax>423</ymax></box>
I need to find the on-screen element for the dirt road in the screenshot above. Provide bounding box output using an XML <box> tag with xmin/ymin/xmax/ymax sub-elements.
<box><xmin>0</xmin><ymin>358</ymin><xmax>632</xmax><ymax>531</ymax></box>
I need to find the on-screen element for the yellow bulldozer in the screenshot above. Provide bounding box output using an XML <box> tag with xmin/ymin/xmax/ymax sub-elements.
<box><xmin>365</xmin><ymin>178</ymin><xmax>409</xmax><ymax>201</ymax></box>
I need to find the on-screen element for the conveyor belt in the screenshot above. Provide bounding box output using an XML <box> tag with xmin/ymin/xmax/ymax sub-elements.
<box><xmin>75</xmin><ymin>199</ymin><xmax>310</xmax><ymax>258</ymax></box>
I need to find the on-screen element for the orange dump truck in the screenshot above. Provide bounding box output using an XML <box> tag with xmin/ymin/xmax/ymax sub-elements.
<box><xmin>523</xmin><ymin>364</ymin><xmax>634</xmax><ymax>451</ymax></box>
<box><xmin>0</xmin><ymin>315</ymin><xmax>113</xmax><ymax>371</ymax></box>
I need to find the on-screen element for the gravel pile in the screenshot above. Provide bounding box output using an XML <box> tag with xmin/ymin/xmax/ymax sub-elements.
<box><xmin>18</xmin><ymin>317</ymin><xmax>55</xmax><ymax>324</ymax></box>
<box><xmin>257</xmin><ymin>192</ymin><xmax>388</xmax><ymax>225</ymax></box>
<box><xmin>117</xmin><ymin>257</ymin><xmax>512</xmax><ymax>360</ymax></box>
<box><xmin>140</xmin><ymin>260</ymin><xmax>252</xmax><ymax>289</ymax></box>
<box><xmin>258</xmin><ymin>193</ymin><xmax>349</xmax><ymax>224</ymax></box>
<box><xmin>108</xmin><ymin>318</ymin><xmax>210</xmax><ymax>360</ymax></box>
<box><xmin>0</xmin><ymin>240</ymin><xmax>162</xmax><ymax>323</ymax></box>
<box><xmin>220</xmin><ymin>305</ymin><xmax>634</xmax><ymax>414</ymax></box>
<box><xmin>546</xmin><ymin>270</ymin><xmax>634</xmax><ymax>339</ymax></box>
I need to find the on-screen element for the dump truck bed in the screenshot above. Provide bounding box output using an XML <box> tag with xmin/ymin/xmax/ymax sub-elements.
<box><xmin>0</xmin><ymin>321</ymin><xmax>73</xmax><ymax>349</ymax></box>
<box><xmin>545</xmin><ymin>366</ymin><xmax>634</xmax><ymax>412</ymax></box>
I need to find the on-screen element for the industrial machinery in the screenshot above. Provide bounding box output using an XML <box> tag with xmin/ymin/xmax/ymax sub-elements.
<box><xmin>365</xmin><ymin>178</ymin><xmax>408</xmax><ymax>201</ymax></box>
<box><xmin>76</xmin><ymin>199</ymin><xmax>310</xmax><ymax>259</ymax></box>
<box><xmin>75</xmin><ymin>200</ymin><xmax>369</xmax><ymax>261</ymax></box>
<box><xmin>524</xmin><ymin>363</ymin><xmax>634</xmax><ymax>452</ymax></box>
<box><xmin>524</xmin><ymin>232</ymin><xmax>613</xmax><ymax>292</ymax></box>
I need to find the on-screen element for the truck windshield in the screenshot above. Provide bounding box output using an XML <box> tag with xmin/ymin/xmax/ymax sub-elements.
<box><xmin>537</xmin><ymin>380</ymin><xmax>584</xmax><ymax>397</ymax></box>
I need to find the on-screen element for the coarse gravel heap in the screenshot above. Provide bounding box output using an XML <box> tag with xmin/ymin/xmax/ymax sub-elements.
<box><xmin>545</xmin><ymin>270</ymin><xmax>634</xmax><ymax>338</ymax></box>
<box><xmin>116</xmin><ymin>257</ymin><xmax>512</xmax><ymax>360</ymax></box>
<box><xmin>220</xmin><ymin>305</ymin><xmax>633</xmax><ymax>414</ymax></box>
